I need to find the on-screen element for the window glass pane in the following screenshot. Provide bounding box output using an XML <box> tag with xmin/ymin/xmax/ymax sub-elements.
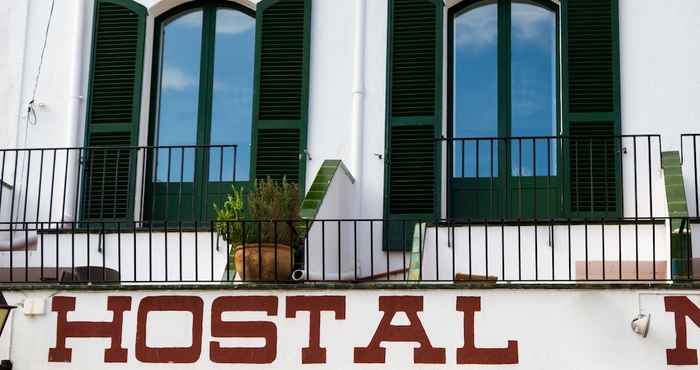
<box><xmin>155</xmin><ymin>10</ymin><xmax>203</xmax><ymax>182</ymax></box>
<box><xmin>209</xmin><ymin>8</ymin><xmax>256</xmax><ymax>182</ymax></box>
<box><xmin>453</xmin><ymin>3</ymin><xmax>499</xmax><ymax>178</ymax></box>
<box><xmin>511</xmin><ymin>2</ymin><xmax>557</xmax><ymax>176</ymax></box>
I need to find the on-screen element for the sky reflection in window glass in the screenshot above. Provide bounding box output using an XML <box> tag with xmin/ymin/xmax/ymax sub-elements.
<box><xmin>453</xmin><ymin>2</ymin><xmax>557</xmax><ymax>179</ymax></box>
<box><xmin>209</xmin><ymin>8</ymin><xmax>256</xmax><ymax>182</ymax></box>
<box><xmin>154</xmin><ymin>8</ymin><xmax>256</xmax><ymax>183</ymax></box>
<box><xmin>511</xmin><ymin>2</ymin><xmax>557</xmax><ymax>176</ymax></box>
<box><xmin>453</xmin><ymin>3</ymin><xmax>498</xmax><ymax>178</ymax></box>
<box><xmin>155</xmin><ymin>10</ymin><xmax>203</xmax><ymax>182</ymax></box>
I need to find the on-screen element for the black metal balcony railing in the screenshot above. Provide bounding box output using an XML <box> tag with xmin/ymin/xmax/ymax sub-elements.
<box><xmin>0</xmin><ymin>217</ymin><xmax>693</xmax><ymax>284</ymax></box>
<box><xmin>0</xmin><ymin>136</ymin><xmax>697</xmax><ymax>285</ymax></box>
<box><xmin>682</xmin><ymin>134</ymin><xmax>700</xmax><ymax>219</ymax></box>
<box><xmin>0</xmin><ymin>144</ymin><xmax>241</xmax><ymax>226</ymax></box>
<box><xmin>439</xmin><ymin>135</ymin><xmax>662</xmax><ymax>220</ymax></box>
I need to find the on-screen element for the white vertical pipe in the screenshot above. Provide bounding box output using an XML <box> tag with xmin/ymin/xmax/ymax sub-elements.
<box><xmin>1</xmin><ymin>2</ymin><xmax>39</xmax><ymax>249</ymax></box>
<box><xmin>10</xmin><ymin>0</ymin><xmax>31</xmax><ymax>150</ymax></box>
<box><xmin>350</xmin><ymin>0</ymin><xmax>366</xmax><ymax>182</ymax></box>
<box><xmin>63</xmin><ymin>0</ymin><xmax>88</xmax><ymax>223</ymax></box>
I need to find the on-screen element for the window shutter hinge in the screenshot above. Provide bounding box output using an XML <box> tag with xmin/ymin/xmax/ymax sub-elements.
<box><xmin>301</xmin><ymin>149</ymin><xmax>312</xmax><ymax>161</ymax></box>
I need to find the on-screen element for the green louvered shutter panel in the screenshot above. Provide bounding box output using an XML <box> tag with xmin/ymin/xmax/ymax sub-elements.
<box><xmin>251</xmin><ymin>0</ymin><xmax>311</xmax><ymax>191</ymax></box>
<box><xmin>384</xmin><ymin>0</ymin><xmax>442</xmax><ymax>250</ymax></box>
<box><xmin>563</xmin><ymin>0</ymin><xmax>622</xmax><ymax>217</ymax></box>
<box><xmin>82</xmin><ymin>0</ymin><xmax>146</xmax><ymax>221</ymax></box>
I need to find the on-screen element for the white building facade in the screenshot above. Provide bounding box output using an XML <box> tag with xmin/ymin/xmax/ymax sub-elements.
<box><xmin>1</xmin><ymin>0</ymin><xmax>700</xmax><ymax>368</ymax></box>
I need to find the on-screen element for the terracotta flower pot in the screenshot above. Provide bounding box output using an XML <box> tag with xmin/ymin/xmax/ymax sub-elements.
<box><xmin>232</xmin><ymin>243</ymin><xmax>293</xmax><ymax>281</ymax></box>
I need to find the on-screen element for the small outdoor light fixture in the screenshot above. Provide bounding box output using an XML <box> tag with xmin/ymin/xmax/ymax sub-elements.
<box><xmin>0</xmin><ymin>293</ymin><xmax>16</xmax><ymax>338</ymax></box>
<box><xmin>631</xmin><ymin>313</ymin><xmax>651</xmax><ymax>338</ymax></box>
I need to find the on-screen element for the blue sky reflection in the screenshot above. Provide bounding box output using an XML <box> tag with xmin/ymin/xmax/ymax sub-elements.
<box><xmin>156</xmin><ymin>10</ymin><xmax>203</xmax><ymax>182</ymax></box>
<box><xmin>511</xmin><ymin>3</ymin><xmax>557</xmax><ymax>176</ymax></box>
<box><xmin>155</xmin><ymin>8</ymin><xmax>255</xmax><ymax>183</ymax></box>
<box><xmin>209</xmin><ymin>9</ymin><xmax>255</xmax><ymax>182</ymax></box>
<box><xmin>453</xmin><ymin>2</ymin><xmax>557</xmax><ymax>178</ymax></box>
<box><xmin>453</xmin><ymin>3</ymin><xmax>498</xmax><ymax>178</ymax></box>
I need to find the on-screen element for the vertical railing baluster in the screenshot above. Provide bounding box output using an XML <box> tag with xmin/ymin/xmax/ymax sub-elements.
<box><xmin>354</xmin><ymin>220</ymin><xmax>358</xmax><ymax>281</ymax></box>
<box><xmin>648</xmin><ymin>136</ymin><xmax>653</xmax><ymax>218</ymax></box>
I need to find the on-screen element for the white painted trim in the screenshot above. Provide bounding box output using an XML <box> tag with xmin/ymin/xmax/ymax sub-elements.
<box><xmin>147</xmin><ymin>0</ymin><xmax>256</xmax><ymax>18</ymax></box>
<box><xmin>350</xmin><ymin>0</ymin><xmax>366</xmax><ymax>182</ymax></box>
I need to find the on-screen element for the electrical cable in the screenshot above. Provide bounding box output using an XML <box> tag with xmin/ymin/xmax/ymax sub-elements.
<box><xmin>11</xmin><ymin>0</ymin><xmax>56</xmax><ymax>229</ymax></box>
<box><xmin>27</xmin><ymin>0</ymin><xmax>56</xmax><ymax>126</ymax></box>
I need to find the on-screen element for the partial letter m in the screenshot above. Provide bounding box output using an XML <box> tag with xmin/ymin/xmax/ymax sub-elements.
<box><xmin>666</xmin><ymin>296</ymin><xmax>700</xmax><ymax>365</ymax></box>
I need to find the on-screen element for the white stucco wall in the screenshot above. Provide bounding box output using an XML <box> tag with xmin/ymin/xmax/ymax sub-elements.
<box><xmin>420</xmin><ymin>223</ymin><xmax>669</xmax><ymax>281</ymax></box>
<box><xmin>619</xmin><ymin>0</ymin><xmax>700</xmax><ymax>151</ymax></box>
<box><xmin>305</xmin><ymin>165</ymin><xmax>360</xmax><ymax>280</ymax></box>
<box><xmin>0</xmin><ymin>1</ymin><xmax>88</xmax><ymax>151</ymax></box>
<box><xmin>0</xmin><ymin>2</ymin><xmax>29</xmax><ymax>149</ymax></box>
<box><xmin>3</xmin><ymin>289</ymin><xmax>700</xmax><ymax>369</ymax></box>
<box><xmin>0</xmin><ymin>230</ymin><xmax>229</xmax><ymax>283</ymax></box>
<box><xmin>1</xmin><ymin>0</ymin><xmax>700</xmax><ymax>278</ymax></box>
<box><xmin>2</xmin><ymin>0</ymin><xmax>698</xmax><ymax>220</ymax></box>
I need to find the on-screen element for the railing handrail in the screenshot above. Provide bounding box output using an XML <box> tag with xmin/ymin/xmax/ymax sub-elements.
<box><xmin>0</xmin><ymin>144</ymin><xmax>240</xmax><ymax>152</ymax></box>
<box><xmin>437</xmin><ymin>134</ymin><xmax>662</xmax><ymax>141</ymax></box>
<box><xmin>0</xmin><ymin>216</ymin><xmax>695</xmax><ymax>284</ymax></box>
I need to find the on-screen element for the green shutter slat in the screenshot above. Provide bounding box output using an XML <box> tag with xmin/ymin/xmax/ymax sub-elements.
<box><xmin>564</xmin><ymin>0</ymin><xmax>621</xmax><ymax>216</ymax></box>
<box><xmin>566</xmin><ymin>0</ymin><xmax>615</xmax><ymax>113</ymax></box>
<box><xmin>386</xmin><ymin>0</ymin><xmax>440</xmax><ymax>219</ymax></box>
<box><xmin>389</xmin><ymin>126</ymin><xmax>436</xmax><ymax>214</ymax></box>
<box><xmin>82</xmin><ymin>0</ymin><xmax>145</xmax><ymax>221</ymax></box>
<box><xmin>89</xmin><ymin>2</ymin><xmax>142</xmax><ymax>125</ymax></box>
<box><xmin>258</xmin><ymin>0</ymin><xmax>306</xmax><ymax>121</ymax></box>
<box><xmin>255</xmin><ymin>129</ymin><xmax>301</xmax><ymax>182</ymax></box>
<box><xmin>252</xmin><ymin>0</ymin><xmax>310</xmax><ymax>189</ymax></box>
<box><xmin>390</xmin><ymin>0</ymin><xmax>438</xmax><ymax>118</ymax></box>
<box><xmin>569</xmin><ymin>123</ymin><xmax>618</xmax><ymax>213</ymax></box>
<box><xmin>82</xmin><ymin>133</ymin><xmax>135</xmax><ymax>220</ymax></box>
<box><xmin>384</xmin><ymin>0</ymin><xmax>442</xmax><ymax>250</ymax></box>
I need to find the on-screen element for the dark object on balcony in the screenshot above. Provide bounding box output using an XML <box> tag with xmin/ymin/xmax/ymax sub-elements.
<box><xmin>0</xmin><ymin>267</ymin><xmax>119</xmax><ymax>283</ymax></box>
<box><xmin>59</xmin><ymin>266</ymin><xmax>120</xmax><ymax>283</ymax></box>
<box><xmin>454</xmin><ymin>273</ymin><xmax>498</xmax><ymax>283</ymax></box>
<box><xmin>0</xmin><ymin>360</ymin><xmax>12</xmax><ymax>370</ymax></box>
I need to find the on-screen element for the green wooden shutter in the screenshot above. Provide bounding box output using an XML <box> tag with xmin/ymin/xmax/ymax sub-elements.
<box><xmin>251</xmin><ymin>0</ymin><xmax>311</xmax><ymax>191</ymax></box>
<box><xmin>563</xmin><ymin>0</ymin><xmax>622</xmax><ymax>216</ymax></box>
<box><xmin>82</xmin><ymin>0</ymin><xmax>146</xmax><ymax>221</ymax></box>
<box><xmin>384</xmin><ymin>0</ymin><xmax>442</xmax><ymax>250</ymax></box>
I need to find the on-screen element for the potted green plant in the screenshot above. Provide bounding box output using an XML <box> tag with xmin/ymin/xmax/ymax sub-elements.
<box><xmin>214</xmin><ymin>177</ymin><xmax>300</xmax><ymax>281</ymax></box>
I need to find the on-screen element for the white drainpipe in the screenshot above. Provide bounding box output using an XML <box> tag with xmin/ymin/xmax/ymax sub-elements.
<box><xmin>0</xmin><ymin>1</ymin><xmax>86</xmax><ymax>251</ymax></box>
<box><xmin>0</xmin><ymin>1</ymin><xmax>33</xmax><ymax>252</ymax></box>
<box><xmin>63</xmin><ymin>0</ymin><xmax>88</xmax><ymax>224</ymax></box>
<box><xmin>350</xmin><ymin>0</ymin><xmax>366</xmax><ymax>183</ymax></box>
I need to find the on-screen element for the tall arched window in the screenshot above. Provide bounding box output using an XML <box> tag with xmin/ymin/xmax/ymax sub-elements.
<box><xmin>147</xmin><ymin>1</ymin><xmax>255</xmax><ymax>221</ymax></box>
<box><xmin>448</xmin><ymin>0</ymin><xmax>558</xmax><ymax>219</ymax></box>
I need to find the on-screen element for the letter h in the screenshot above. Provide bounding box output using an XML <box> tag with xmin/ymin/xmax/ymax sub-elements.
<box><xmin>48</xmin><ymin>296</ymin><xmax>131</xmax><ymax>363</ymax></box>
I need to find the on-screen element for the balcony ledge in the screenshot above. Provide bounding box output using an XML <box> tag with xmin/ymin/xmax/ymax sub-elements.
<box><xmin>1</xmin><ymin>281</ymin><xmax>700</xmax><ymax>292</ymax></box>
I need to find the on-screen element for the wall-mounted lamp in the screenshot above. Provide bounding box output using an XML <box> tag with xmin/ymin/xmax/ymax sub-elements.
<box><xmin>0</xmin><ymin>293</ymin><xmax>16</xmax><ymax>338</ymax></box>
<box><xmin>631</xmin><ymin>313</ymin><xmax>650</xmax><ymax>338</ymax></box>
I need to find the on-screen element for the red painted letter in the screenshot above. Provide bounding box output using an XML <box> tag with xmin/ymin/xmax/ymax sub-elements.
<box><xmin>286</xmin><ymin>296</ymin><xmax>346</xmax><ymax>364</ymax></box>
<box><xmin>210</xmin><ymin>296</ymin><xmax>278</xmax><ymax>364</ymax></box>
<box><xmin>135</xmin><ymin>296</ymin><xmax>203</xmax><ymax>363</ymax></box>
<box><xmin>354</xmin><ymin>296</ymin><xmax>445</xmax><ymax>364</ymax></box>
<box><xmin>456</xmin><ymin>297</ymin><xmax>518</xmax><ymax>364</ymax></box>
<box><xmin>666</xmin><ymin>296</ymin><xmax>700</xmax><ymax>365</ymax></box>
<box><xmin>48</xmin><ymin>296</ymin><xmax>131</xmax><ymax>363</ymax></box>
